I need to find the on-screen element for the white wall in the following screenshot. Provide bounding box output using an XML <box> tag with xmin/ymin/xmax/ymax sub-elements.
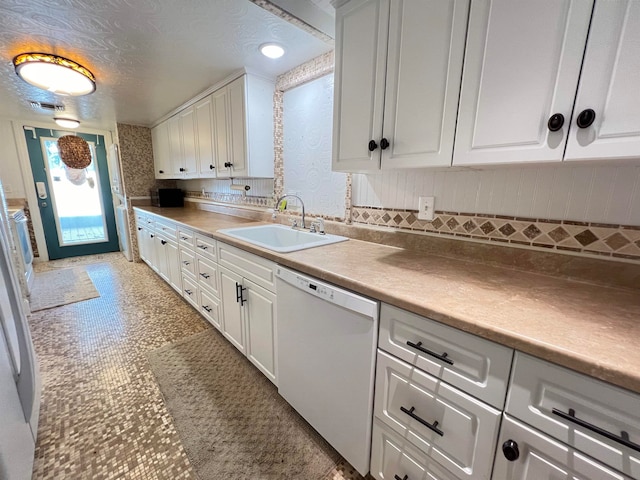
<box><xmin>0</xmin><ymin>120</ymin><xmax>25</xmax><ymax>198</ymax></box>
<box><xmin>283</xmin><ymin>74</ymin><xmax>346</xmax><ymax>218</ymax></box>
<box><xmin>353</xmin><ymin>164</ymin><xmax>640</xmax><ymax>225</ymax></box>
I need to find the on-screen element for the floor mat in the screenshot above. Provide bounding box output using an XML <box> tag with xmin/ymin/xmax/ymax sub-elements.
<box><xmin>29</xmin><ymin>267</ymin><xmax>100</xmax><ymax>312</ymax></box>
<box><xmin>147</xmin><ymin>328</ymin><xmax>343</xmax><ymax>480</ymax></box>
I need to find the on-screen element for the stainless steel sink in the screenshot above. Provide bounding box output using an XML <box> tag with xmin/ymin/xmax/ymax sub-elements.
<box><xmin>217</xmin><ymin>224</ymin><xmax>348</xmax><ymax>253</ymax></box>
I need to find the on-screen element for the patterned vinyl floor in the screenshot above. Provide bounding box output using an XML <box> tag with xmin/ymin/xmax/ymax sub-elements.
<box><xmin>29</xmin><ymin>253</ymin><xmax>367</xmax><ymax>480</ymax></box>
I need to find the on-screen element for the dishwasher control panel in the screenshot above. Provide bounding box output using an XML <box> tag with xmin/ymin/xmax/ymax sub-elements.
<box><xmin>278</xmin><ymin>267</ymin><xmax>335</xmax><ymax>301</ymax></box>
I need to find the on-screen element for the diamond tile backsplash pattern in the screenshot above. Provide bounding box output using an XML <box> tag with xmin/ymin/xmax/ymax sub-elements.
<box><xmin>351</xmin><ymin>206</ymin><xmax>640</xmax><ymax>261</ymax></box>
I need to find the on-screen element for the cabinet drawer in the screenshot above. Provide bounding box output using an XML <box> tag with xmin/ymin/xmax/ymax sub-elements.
<box><xmin>195</xmin><ymin>234</ymin><xmax>217</xmax><ymax>261</ymax></box>
<box><xmin>493</xmin><ymin>415</ymin><xmax>633</xmax><ymax>480</ymax></box>
<box><xmin>196</xmin><ymin>255</ymin><xmax>219</xmax><ymax>297</ymax></box>
<box><xmin>379</xmin><ymin>303</ymin><xmax>513</xmax><ymax>408</ymax></box>
<box><xmin>155</xmin><ymin>219</ymin><xmax>177</xmax><ymax>240</ymax></box>
<box><xmin>178</xmin><ymin>228</ymin><xmax>195</xmax><ymax>250</ymax></box>
<box><xmin>181</xmin><ymin>274</ymin><xmax>200</xmax><ymax>309</ymax></box>
<box><xmin>507</xmin><ymin>352</ymin><xmax>640</xmax><ymax>479</ymax></box>
<box><xmin>200</xmin><ymin>288</ymin><xmax>221</xmax><ymax>331</ymax></box>
<box><xmin>374</xmin><ymin>350</ymin><xmax>501</xmax><ymax>480</ymax></box>
<box><xmin>217</xmin><ymin>242</ymin><xmax>276</xmax><ymax>292</ymax></box>
<box><xmin>371</xmin><ymin>418</ymin><xmax>458</xmax><ymax>480</ymax></box>
<box><xmin>179</xmin><ymin>248</ymin><xmax>196</xmax><ymax>277</ymax></box>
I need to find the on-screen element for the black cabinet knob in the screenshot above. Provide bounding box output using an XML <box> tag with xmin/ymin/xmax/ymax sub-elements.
<box><xmin>159</xmin><ymin>170</ymin><xmax>164</xmax><ymax>174</ymax></box>
<box><xmin>161</xmin><ymin>240</ymin><xmax>167</xmax><ymax>245</ymax></box>
<box><xmin>380</xmin><ymin>138</ymin><xmax>390</xmax><ymax>150</ymax></box>
<box><xmin>502</xmin><ymin>439</ymin><xmax>520</xmax><ymax>461</ymax></box>
<box><xmin>209</xmin><ymin>164</ymin><xmax>215</xmax><ymax>170</ymax></box>
<box><xmin>547</xmin><ymin>113</ymin><xmax>564</xmax><ymax>132</ymax></box>
<box><xmin>576</xmin><ymin>108</ymin><xmax>596</xmax><ymax>128</ymax></box>
<box><xmin>224</xmin><ymin>161</ymin><xmax>233</xmax><ymax>168</ymax></box>
<box><xmin>179</xmin><ymin>167</ymin><xmax>185</xmax><ymax>172</ymax></box>
<box><xmin>368</xmin><ymin>140</ymin><xmax>378</xmax><ymax>152</ymax></box>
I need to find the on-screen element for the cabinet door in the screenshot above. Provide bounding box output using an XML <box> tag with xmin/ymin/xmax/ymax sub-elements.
<box><xmin>213</xmin><ymin>87</ymin><xmax>231</xmax><ymax>178</ymax></box>
<box><xmin>146</xmin><ymin>231</ymin><xmax>158</xmax><ymax>272</ymax></box>
<box><xmin>136</xmin><ymin>224</ymin><xmax>148</xmax><ymax>263</ymax></box>
<box><xmin>565</xmin><ymin>1</ymin><xmax>640</xmax><ymax>162</ymax></box>
<box><xmin>195</xmin><ymin>95</ymin><xmax>217</xmax><ymax>177</ymax></box>
<box><xmin>243</xmin><ymin>279</ymin><xmax>276</xmax><ymax>384</ymax></box>
<box><xmin>227</xmin><ymin>76</ymin><xmax>247</xmax><ymax>176</ymax></box>
<box><xmin>381</xmin><ymin>0</ymin><xmax>468</xmax><ymax>169</ymax></box>
<box><xmin>180</xmin><ymin>107</ymin><xmax>197</xmax><ymax>177</ymax></box>
<box><xmin>333</xmin><ymin>0</ymin><xmax>389</xmax><ymax>172</ymax></box>
<box><xmin>167</xmin><ymin>115</ymin><xmax>183</xmax><ymax>176</ymax></box>
<box><xmin>155</xmin><ymin>235</ymin><xmax>169</xmax><ymax>281</ymax></box>
<box><xmin>492</xmin><ymin>415</ymin><xmax>633</xmax><ymax>480</ymax></box>
<box><xmin>218</xmin><ymin>265</ymin><xmax>245</xmax><ymax>353</ymax></box>
<box><xmin>165</xmin><ymin>240</ymin><xmax>181</xmax><ymax>293</ymax></box>
<box><xmin>151</xmin><ymin>121</ymin><xmax>171</xmax><ymax>179</ymax></box>
<box><xmin>453</xmin><ymin>0</ymin><xmax>593</xmax><ymax>166</ymax></box>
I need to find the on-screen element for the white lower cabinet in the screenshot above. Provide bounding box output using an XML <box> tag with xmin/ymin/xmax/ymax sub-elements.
<box><xmin>371</xmin><ymin>418</ymin><xmax>458</xmax><ymax>480</ymax></box>
<box><xmin>243</xmin><ymin>279</ymin><xmax>276</xmax><ymax>384</ymax></box>
<box><xmin>218</xmin><ymin>265</ymin><xmax>245</xmax><ymax>353</ymax></box>
<box><xmin>154</xmin><ymin>233</ymin><xmax>181</xmax><ymax>294</ymax></box>
<box><xmin>374</xmin><ymin>350</ymin><xmax>500</xmax><ymax>480</ymax></box>
<box><xmin>492</xmin><ymin>415</ymin><xmax>633</xmax><ymax>480</ymax></box>
<box><xmin>217</xmin><ymin>242</ymin><xmax>277</xmax><ymax>384</ymax></box>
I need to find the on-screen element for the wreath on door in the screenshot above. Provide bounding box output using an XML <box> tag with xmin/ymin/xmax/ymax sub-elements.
<box><xmin>57</xmin><ymin>135</ymin><xmax>92</xmax><ymax>169</ymax></box>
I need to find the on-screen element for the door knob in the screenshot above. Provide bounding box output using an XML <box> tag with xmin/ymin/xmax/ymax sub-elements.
<box><xmin>547</xmin><ymin>113</ymin><xmax>564</xmax><ymax>132</ymax></box>
<box><xmin>368</xmin><ymin>140</ymin><xmax>378</xmax><ymax>152</ymax></box>
<box><xmin>576</xmin><ymin>109</ymin><xmax>596</xmax><ymax>128</ymax></box>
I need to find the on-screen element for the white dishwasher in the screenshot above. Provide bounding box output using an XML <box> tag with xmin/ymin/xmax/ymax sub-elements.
<box><xmin>276</xmin><ymin>266</ymin><xmax>379</xmax><ymax>476</ymax></box>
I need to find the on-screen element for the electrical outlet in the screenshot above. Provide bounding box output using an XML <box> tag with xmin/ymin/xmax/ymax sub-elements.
<box><xmin>418</xmin><ymin>196</ymin><xmax>435</xmax><ymax>221</ymax></box>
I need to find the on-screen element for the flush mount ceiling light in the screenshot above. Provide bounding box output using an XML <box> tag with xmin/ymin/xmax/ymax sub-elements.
<box><xmin>13</xmin><ymin>53</ymin><xmax>96</xmax><ymax>96</ymax></box>
<box><xmin>259</xmin><ymin>43</ymin><xmax>285</xmax><ymax>59</ymax></box>
<box><xmin>54</xmin><ymin>117</ymin><xmax>80</xmax><ymax>129</ymax></box>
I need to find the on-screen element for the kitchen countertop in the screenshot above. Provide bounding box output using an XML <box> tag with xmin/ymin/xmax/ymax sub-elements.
<box><xmin>135</xmin><ymin>206</ymin><xmax>640</xmax><ymax>395</ymax></box>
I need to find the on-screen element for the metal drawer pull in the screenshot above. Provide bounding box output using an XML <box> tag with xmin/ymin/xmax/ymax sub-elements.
<box><xmin>202</xmin><ymin>305</ymin><xmax>212</xmax><ymax>313</ymax></box>
<box><xmin>400</xmin><ymin>406</ymin><xmax>444</xmax><ymax>436</ymax></box>
<box><xmin>235</xmin><ymin>282</ymin><xmax>242</xmax><ymax>303</ymax></box>
<box><xmin>394</xmin><ymin>475</ymin><xmax>408</xmax><ymax>480</ymax></box>
<box><xmin>185</xmin><ymin>289</ymin><xmax>193</xmax><ymax>296</ymax></box>
<box><xmin>406</xmin><ymin>341</ymin><xmax>454</xmax><ymax>365</ymax></box>
<box><xmin>183</xmin><ymin>261</ymin><xmax>190</xmax><ymax>265</ymax></box>
<box><xmin>198</xmin><ymin>244</ymin><xmax>208</xmax><ymax>250</ymax></box>
<box><xmin>552</xmin><ymin>408</ymin><xmax>640</xmax><ymax>453</ymax></box>
<box><xmin>161</xmin><ymin>240</ymin><xmax>167</xmax><ymax>245</ymax></box>
<box><xmin>200</xmin><ymin>273</ymin><xmax>210</xmax><ymax>279</ymax></box>
<box><xmin>181</xmin><ymin>236</ymin><xmax>188</xmax><ymax>240</ymax></box>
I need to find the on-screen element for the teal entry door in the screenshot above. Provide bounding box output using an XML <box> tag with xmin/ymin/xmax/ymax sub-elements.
<box><xmin>24</xmin><ymin>127</ymin><xmax>119</xmax><ymax>260</ymax></box>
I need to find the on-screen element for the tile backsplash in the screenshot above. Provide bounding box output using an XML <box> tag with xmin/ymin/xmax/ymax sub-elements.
<box><xmin>352</xmin><ymin>206</ymin><xmax>640</xmax><ymax>261</ymax></box>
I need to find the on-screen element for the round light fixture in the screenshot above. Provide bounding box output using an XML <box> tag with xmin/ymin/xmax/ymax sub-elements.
<box><xmin>13</xmin><ymin>53</ymin><xmax>96</xmax><ymax>96</ymax></box>
<box><xmin>259</xmin><ymin>43</ymin><xmax>285</xmax><ymax>59</ymax></box>
<box><xmin>54</xmin><ymin>117</ymin><xmax>81</xmax><ymax>129</ymax></box>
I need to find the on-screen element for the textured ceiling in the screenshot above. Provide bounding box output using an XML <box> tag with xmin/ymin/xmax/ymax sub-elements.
<box><xmin>0</xmin><ymin>0</ymin><xmax>333</xmax><ymax>130</ymax></box>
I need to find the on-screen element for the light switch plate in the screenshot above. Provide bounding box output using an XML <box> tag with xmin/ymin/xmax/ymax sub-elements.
<box><xmin>418</xmin><ymin>196</ymin><xmax>435</xmax><ymax>221</ymax></box>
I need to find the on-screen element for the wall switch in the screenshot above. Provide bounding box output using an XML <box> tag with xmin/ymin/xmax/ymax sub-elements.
<box><xmin>418</xmin><ymin>196</ymin><xmax>435</xmax><ymax>221</ymax></box>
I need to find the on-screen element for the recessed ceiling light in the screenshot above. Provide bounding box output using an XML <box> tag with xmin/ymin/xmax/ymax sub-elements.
<box><xmin>54</xmin><ymin>117</ymin><xmax>80</xmax><ymax>129</ymax></box>
<box><xmin>260</xmin><ymin>43</ymin><xmax>285</xmax><ymax>59</ymax></box>
<box><xmin>13</xmin><ymin>53</ymin><xmax>96</xmax><ymax>96</ymax></box>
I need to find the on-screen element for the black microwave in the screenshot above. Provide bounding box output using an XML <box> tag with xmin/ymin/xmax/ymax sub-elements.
<box><xmin>150</xmin><ymin>188</ymin><xmax>184</xmax><ymax>207</ymax></box>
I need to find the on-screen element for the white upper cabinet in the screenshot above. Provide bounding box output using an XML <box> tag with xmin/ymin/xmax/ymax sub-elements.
<box><xmin>215</xmin><ymin>75</ymin><xmax>275</xmax><ymax>179</ymax></box>
<box><xmin>152</xmin><ymin>73</ymin><xmax>274</xmax><ymax>180</ymax></box>
<box><xmin>333</xmin><ymin>0</ymin><xmax>388</xmax><ymax>172</ymax></box>
<box><xmin>453</xmin><ymin>0</ymin><xmax>594</xmax><ymax>166</ymax></box>
<box><xmin>565</xmin><ymin>0</ymin><xmax>640</xmax><ymax>162</ymax></box>
<box><xmin>333</xmin><ymin>0</ymin><xmax>469</xmax><ymax>172</ymax></box>
<box><xmin>194</xmin><ymin>95</ymin><xmax>217</xmax><ymax>178</ymax></box>
<box><xmin>381</xmin><ymin>0</ymin><xmax>469</xmax><ymax>169</ymax></box>
<box><xmin>151</xmin><ymin>121</ymin><xmax>171</xmax><ymax>179</ymax></box>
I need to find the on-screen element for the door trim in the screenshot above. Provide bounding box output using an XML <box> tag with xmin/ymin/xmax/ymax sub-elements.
<box><xmin>11</xmin><ymin>120</ymin><xmax>115</xmax><ymax>261</ymax></box>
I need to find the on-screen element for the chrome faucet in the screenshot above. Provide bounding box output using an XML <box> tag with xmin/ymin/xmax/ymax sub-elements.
<box><xmin>275</xmin><ymin>194</ymin><xmax>306</xmax><ymax>229</ymax></box>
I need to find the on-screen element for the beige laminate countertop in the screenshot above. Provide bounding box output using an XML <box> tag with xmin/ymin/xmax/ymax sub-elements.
<box><xmin>135</xmin><ymin>206</ymin><xmax>640</xmax><ymax>395</ymax></box>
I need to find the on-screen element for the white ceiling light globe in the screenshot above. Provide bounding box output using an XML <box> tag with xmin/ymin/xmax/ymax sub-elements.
<box><xmin>260</xmin><ymin>43</ymin><xmax>285</xmax><ymax>59</ymax></box>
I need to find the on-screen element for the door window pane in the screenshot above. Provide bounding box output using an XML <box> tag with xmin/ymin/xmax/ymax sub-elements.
<box><xmin>42</xmin><ymin>138</ymin><xmax>108</xmax><ymax>246</ymax></box>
